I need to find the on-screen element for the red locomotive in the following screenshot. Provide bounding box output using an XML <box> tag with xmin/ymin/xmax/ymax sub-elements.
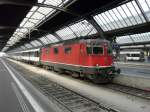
<box><xmin>40</xmin><ymin>39</ymin><xmax>120</xmax><ymax>83</ymax></box>
<box><xmin>9</xmin><ymin>38</ymin><xmax>120</xmax><ymax>83</ymax></box>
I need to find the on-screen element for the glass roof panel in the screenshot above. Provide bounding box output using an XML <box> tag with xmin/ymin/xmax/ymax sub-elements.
<box><xmin>56</xmin><ymin>27</ymin><xmax>76</xmax><ymax>40</ymax></box>
<box><xmin>44</xmin><ymin>0</ymin><xmax>62</xmax><ymax>6</ymax></box>
<box><xmin>24</xmin><ymin>44</ymin><xmax>33</xmax><ymax>48</ymax></box>
<box><xmin>26</xmin><ymin>12</ymin><xmax>34</xmax><ymax>18</ymax></box>
<box><xmin>35</xmin><ymin>40</ymin><xmax>42</xmax><ymax>46</ymax></box>
<box><xmin>30</xmin><ymin>6</ymin><xmax>38</xmax><ymax>12</ymax></box>
<box><xmin>21</xmin><ymin>46</ymin><xmax>26</xmax><ymax>49</ymax></box>
<box><xmin>116</xmin><ymin>35</ymin><xmax>133</xmax><ymax>44</ymax></box>
<box><xmin>37</xmin><ymin>7</ymin><xmax>53</xmax><ymax>15</ymax></box>
<box><xmin>39</xmin><ymin>36</ymin><xmax>52</xmax><ymax>44</ymax></box>
<box><xmin>19</xmin><ymin>28</ymin><xmax>28</xmax><ymax>33</ymax></box>
<box><xmin>69</xmin><ymin>20</ymin><xmax>97</xmax><ymax>37</ymax></box>
<box><xmin>2</xmin><ymin>47</ymin><xmax>9</xmax><ymax>52</ymax></box>
<box><xmin>45</xmin><ymin>34</ymin><xmax>59</xmax><ymax>43</ymax></box>
<box><xmin>3</xmin><ymin>0</ymin><xmax>70</xmax><ymax>51</ymax></box>
<box><xmin>23</xmin><ymin>22</ymin><xmax>35</xmax><ymax>28</ymax></box>
<box><xmin>117</xmin><ymin>32</ymin><xmax>150</xmax><ymax>44</ymax></box>
<box><xmin>93</xmin><ymin>0</ymin><xmax>146</xmax><ymax>31</ymax></box>
<box><xmin>19</xmin><ymin>18</ymin><xmax>28</xmax><ymax>27</ymax></box>
<box><xmin>32</xmin><ymin>12</ymin><xmax>45</xmax><ymax>20</ymax></box>
<box><xmin>138</xmin><ymin>0</ymin><xmax>150</xmax><ymax>21</ymax></box>
<box><xmin>38</xmin><ymin>0</ymin><xmax>45</xmax><ymax>3</ymax></box>
<box><xmin>30</xmin><ymin>40</ymin><xmax>42</xmax><ymax>47</ymax></box>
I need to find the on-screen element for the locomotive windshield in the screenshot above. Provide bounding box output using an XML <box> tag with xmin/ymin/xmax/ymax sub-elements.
<box><xmin>107</xmin><ymin>45</ymin><xmax>113</xmax><ymax>54</ymax></box>
<box><xmin>86</xmin><ymin>46</ymin><xmax>103</xmax><ymax>55</ymax></box>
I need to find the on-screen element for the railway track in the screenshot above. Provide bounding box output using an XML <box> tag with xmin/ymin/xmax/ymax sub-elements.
<box><xmin>22</xmin><ymin>74</ymin><xmax>119</xmax><ymax>112</ymax></box>
<box><xmin>102</xmin><ymin>84</ymin><xmax>150</xmax><ymax>100</ymax></box>
<box><xmin>7</xmin><ymin>59</ymin><xmax>150</xmax><ymax>111</ymax></box>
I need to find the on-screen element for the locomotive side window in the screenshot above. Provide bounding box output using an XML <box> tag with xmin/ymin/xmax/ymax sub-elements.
<box><xmin>64</xmin><ymin>47</ymin><xmax>72</xmax><ymax>54</ymax></box>
<box><xmin>86</xmin><ymin>47</ymin><xmax>92</xmax><ymax>54</ymax></box>
<box><xmin>46</xmin><ymin>48</ymin><xmax>49</xmax><ymax>54</ymax></box>
<box><xmin>93</xmin><ymin>47</ymin><xmax>103</xmax><ymax>54</ymax></box>
<box><xmin>54</xmin><ymin>48</ymin><xmax>58</xmax><ymax>54</ymax></box>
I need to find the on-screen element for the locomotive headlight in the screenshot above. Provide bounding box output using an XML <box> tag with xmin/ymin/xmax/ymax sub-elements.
<box><xmin>96</xmin><ymin>64</ymin><xmax>99</xmax><ymax>66</ymax></box>
<box><xmin>111</xmin><ymin>63</ymin><xmax>114</xmax><ymax>66</ymax></box>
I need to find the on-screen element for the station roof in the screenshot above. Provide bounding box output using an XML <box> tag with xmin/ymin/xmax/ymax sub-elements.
<box><xmin>1</xmin><ymin>0</ymin><xmax>150</xmax><ymax>52</ymax></box>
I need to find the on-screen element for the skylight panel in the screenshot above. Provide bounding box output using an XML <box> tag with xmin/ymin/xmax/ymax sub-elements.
<box><xmin>2</xmin><ymin>47</ymin><xmax>9</xmax><ymax>52</ymax></box>
<box><xmin>69</xmin><ymin>20</ymin><xmax>97</xmax><ymax>37</ymax></box>
<box><xmin>20</xmin><ymin>18</ymin><xmax>28</xmax><ymax>27</ymax></box>
<box><xmin>2</xmin><ymin>0</ymin><xmax>74</xmax><ymax>51</ymax></box>
<box><xmin>45</xmin><ymin>34</ymin><xmax>59</xmax><ymax>43</ymax></box>
<box><xmin>25</xmin><ymin>44</ymin><xmax>32</xmax><ymax>48</ymax></box>
<box><xmin>44</xmin><ymin>0</ymin><xmax>62</xmax><ymax>6</ymax></box>
<box><xmin>116</xmin><ymin>35</ymin><xmax>133</xmax><ymax>44</ymax></box>
<box><xmin>116</xmin><ymin>32</ymin><xmax>150</xmax><ymax>44</ymax></box>
<box><xmin>19</xmin><ymin>28</ymin><xmax>28</xmax><ymax>33</ymax></box>
<box><xmin>30</xmin><ymin>41</ymin><xmax>38</xmax><ymax>47</ymax></box>
<box><xmin>26</xmin><ymin>12</ymin><xmax>34</xmax><ymax>18</ymax></box>
<box><xmin>21</xmin><ymin>46</ymin><xmax>26</xmax><ymax>49</ymax></box>
<box><xmin>39</xmin><ymin>36</ymin><xmax>51</xmax><ymax>44</ymax></box>
<box><xmin>32</xmin><ymin>12</ymin><xmax>45</xmax><ymax>20</ymax></box>
<box><xmin>38</xmin><ymin>7</ymin><xmax>53</xmax><ymax>15</ymax></box>
<box><xmin>30</xmin><ymin>6</ymin><xmax>38</xmax><ymax>12</ymax></box>
<box><xmin>31</xmin><ymin>40</ymin><xmax>42</xmax><ymax>47</ymax></box>
<box><xmin>38</xmin><ymin>0</ymin><xmax>45</xmax><ymax>3</ymax></box>
<box><xmin>94</xmin><ymin>0</ymin><xmax>146</xmax><ymax>31</ymax></box>
<box><xmin>35</xmin><ymin>40</ymin><xmax>42</xmax><ymax>46</ymax></box>
<box><xmin>23</xmin><ymin>22</ymin><xmax>35</xmax><ymax>28</ymax></box>
<box><xmin>56</xmin><ymin>27</ymin><xmax>76</xmax><ymax>40</ymax></box>
<box><xmin>138</xmin><ymin>0</ymin><xmax>150</xmax><ymax>21</ymax></box>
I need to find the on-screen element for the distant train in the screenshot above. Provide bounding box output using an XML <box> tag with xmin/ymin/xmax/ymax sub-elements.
<box><xmin>8</xmin><ymin>39</ymin><xmax>120</xmax><ymax>83</ymax></box>
<box><xmin>119</xmin><ymin>50</ymin><xmax>145</xmax><ymax>61</ymax></box>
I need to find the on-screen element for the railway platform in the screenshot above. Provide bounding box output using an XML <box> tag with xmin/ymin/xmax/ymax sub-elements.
<box><xmin>6</xmin><ymin>58</ymin><xmax>150</xmax><ymax>112</ymax></box>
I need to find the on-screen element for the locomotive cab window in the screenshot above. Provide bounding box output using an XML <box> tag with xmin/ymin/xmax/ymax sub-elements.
<box><xmin>86</xmin><ymin>46</ymin><xmax>103</xmax><ymax>55</ymax></box>
<box><xmin>54</xmin><ymin>48</ymin><xmax>58</xmax><ymax>54</ymax></box>
<box><xmin>107</xmin><ymin>46</ymin><xmax>112</xmax><ymax>54</ymax></box>
<box><xmin>93</xmin><ymin>47</ymin><xmax>103</xmax><ymax>54</ymax></box>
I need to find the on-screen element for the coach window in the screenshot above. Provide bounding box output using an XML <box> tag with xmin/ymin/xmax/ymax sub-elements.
<box><xmin>54</xmin><ymin>48</ymin><xmax>58</xmax><ymax>54</ymax></box>
<box><xmin>64</xmin><ymin>47</ymin><xmax>72</xmax><ymax>54</ymax></box>
<box><xmin>35</xmin><ymin>51</ymin><xmax>39</xmax><ymax>57</ymax></box>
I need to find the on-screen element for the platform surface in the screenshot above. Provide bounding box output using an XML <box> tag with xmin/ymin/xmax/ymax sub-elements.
<box><xmin>115</xmin><ymin>61</ymin><xmax>150</xmax><ymax>78</ymax></box>
<box><xmin>0</xmin><ymin>58</ymin><xmax>61</xmax><ymax>112</ymax></box>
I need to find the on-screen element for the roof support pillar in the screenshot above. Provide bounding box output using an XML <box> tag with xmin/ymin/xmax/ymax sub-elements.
<box><xmin>135</xmin><ymin>0</ymin><xmax>149</xmax><ymax>22</ymax></box>
<box><xmin>86</xmin><ymin>16</ymin><xmax>105</xmax><ymax>39</ymax></box>
<box><xmin>51</xmin><ymin>32</ymin><xmax>63</xmax><ymax>41</ymax></box>
<box><xmin>36</xmin><ymin>39</ymin><xmax>45</xmax><ymax>46</ymax></box>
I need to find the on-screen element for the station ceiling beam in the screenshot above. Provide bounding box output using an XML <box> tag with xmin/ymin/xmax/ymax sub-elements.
<box><xmin>0</xmin><ymin>0</ymin><xmax>79</xmax><ymax>17</ymax></box>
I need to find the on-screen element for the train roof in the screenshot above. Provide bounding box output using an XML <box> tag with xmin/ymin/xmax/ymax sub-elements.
<box><xmin>43</xmin><ymin>38</ymin><xmax>110</xmax><ymax>48</ymax></box>
<box><xmin>9</xmin><ymin>48</ymin><xmax>40</xmax><ymax>54</ymax></box>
